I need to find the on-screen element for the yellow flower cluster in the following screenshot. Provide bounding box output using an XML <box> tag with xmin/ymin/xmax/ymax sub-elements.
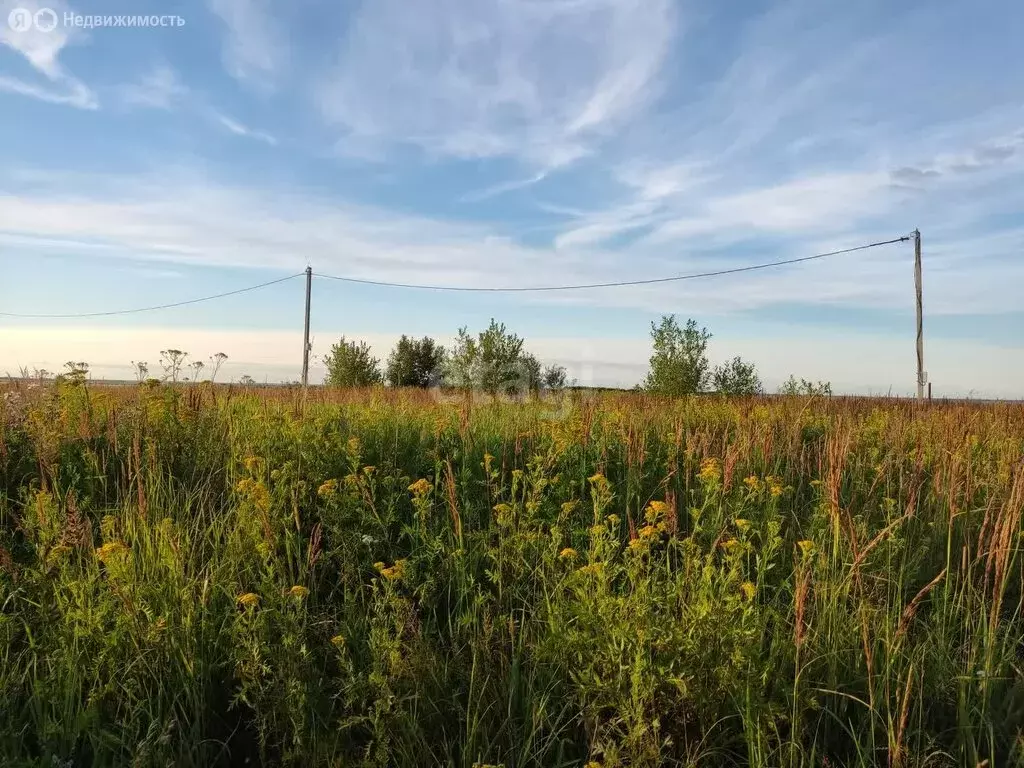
<box><xmin>797</xmin><ymin>539</ymin><xmax>816</xmax><ymax>557</ymax></box>
<box><xmin>317</xmin><ymin>478</ymin><xmax>339</xmax><ymax>498</ymax></box>
<box><xmin>243</xmin><ymin>455</ymin><xmax>261</xmax><ymax>473</ymax></box>
<box><xmin>235</xmin><ymin>477</ymin><xmax>271</xmax><ymax>510</ymax></box>
<box><xmin>237</xmin><ymin>592</ymin><xmax>260</xmax><ymax>608</ymax></box>
<box><xmin>766</xmin><ymin>475</ymin><xmax>785</xmax><ymax>498</ymax></box>
<box><xmin>95</xmin><ymin>541</ymin><xmax>128</xmax><ymax>562</ymax></box>
<box><xmin>734</xmin><ymin>518</ymin><xmax>751</xmax><ymax>532</ymax></box>
<box><xmin>559</xmin><ymin>547</ymin><xmax>578</xmax><ymax>560</ymax></box>
<box><xmin>330</xmin><ymin>634</ymin><xmax>346</xmax><ymax>648</ymax></box>
<box><xmin>408</xmin><ymin>478</ymin><xmax>433</xmax><ymax>497</ymax></box>
<box><xmin>375</xmin><ymin>559</ymin><xmax>407</xmax><ymax>581</ymax></box>
<box><xmin>740</xmin><ymin>581</ymin><xmax>757</xmax><ymax>601</ymax></box>
<box><xmin>288</xmin><ymin>585</ymin><xmax>309</xmax><ymax>599</ymax></box>
<box><xmin>699</xmin><ymin>457</ymin><xmax>722</xmax><ymax>483</ymax></box>
<box><xmin>576</xmin><ymin>562</ymin><xmax>603</xmax><ymax>576</ymax></box>
<box><xmin>743</xmin><ymin>475</ymin><xmax>761</xmax><ymax>491</ymax></box>
<box><xmin>494</xmin><ymin>503</ymin><xmax>514</xmax><ymax>526</ymax></box>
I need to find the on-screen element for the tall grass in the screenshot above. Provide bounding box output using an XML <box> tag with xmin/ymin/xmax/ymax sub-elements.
<box><xmin>1</xmin><ymin>380</ymin><xmax>1022</xmax><ymax>767</ymax></box>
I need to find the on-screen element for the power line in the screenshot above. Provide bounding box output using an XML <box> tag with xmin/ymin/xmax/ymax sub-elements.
<box><xmin>314</xmin><ymin>236</ymin><xmax>911</xmax><ymax>293</ymax></box>
<box><xmin>0</xmin><ymin>273</ymin><xmax>305</xmax><ymax>319</ymax></box>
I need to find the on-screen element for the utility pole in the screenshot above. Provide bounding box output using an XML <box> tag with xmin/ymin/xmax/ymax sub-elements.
<box><xmin>301</xmin><ymin>266</ymin><xmax>312</xmax><ymax>388</ymax></box>
<box><xmin>914</xmin><ymin>229</ymin><xmax>925</xmax><ymax>402</ymax></box>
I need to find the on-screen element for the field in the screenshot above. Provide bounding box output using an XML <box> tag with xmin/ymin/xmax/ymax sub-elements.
<box><xmin>1</xmin><ymin>381</ymin><xmax>1022</xmax><ymax>767</ymax></box>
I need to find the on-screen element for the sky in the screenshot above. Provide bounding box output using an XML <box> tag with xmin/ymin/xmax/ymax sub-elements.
<box><xmin>0</xmin><ymin>0</ymin><xmax>1022</xmax><ymax>396</ymax></box>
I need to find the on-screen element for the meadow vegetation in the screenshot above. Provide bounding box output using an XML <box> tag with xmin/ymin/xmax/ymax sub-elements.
<box><xmin>0</xmin><ymin>379</ymin><xmax>1022</xmax><ymax>767</ymax></box>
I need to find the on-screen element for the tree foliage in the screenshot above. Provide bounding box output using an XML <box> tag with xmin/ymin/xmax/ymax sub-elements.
<box><xmin>643</xmin><ymin>316</ymin><xmax>712</xmax><ymax>396</ymax></box>
<box><xmin>778</xmin><ymin>375</ymin><xmax>833</xmax><ymax>396</ymax></box>
<box><xmin>712</xmin><ymin>356</ymin><xmax>763</xmax><ymax>396</ymax></box>
<box><xmin>323</xmin><ymin>337</ymin><xmax>382</xmax><ymax>388</ymax></box>
<box><xmin>385</xmin><ymin>335</ymin><xmax>446</xmax><ymax>388</ymax></box>
<box><xmin>443</xmin><ymin>319</ymin><xmax>528</xmax><ymax>394</ymax></box>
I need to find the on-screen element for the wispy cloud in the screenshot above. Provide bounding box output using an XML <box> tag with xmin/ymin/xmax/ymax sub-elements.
<box><xmin>120</xmin><ymin>65</ymin><xmax>188</xmax><ymax>110</ymax></box>
<box><xmin>317</xmin><ymin>0</ymin><xmax>676</xmax><ymax>169</ymax></box>
<box><xmin>216</xmin><ymin>114</ymin><xmax>277</xmax><ymax>145</ymax></box>
<box><xmin>0</xmin><ymin>0</ymin><xmax>96</xmax><ymax>108</ymax></box>
<box><xmin>208</xmin><ymin>0</ymin><xmax>285</xmax><ymax>86</ymax></box>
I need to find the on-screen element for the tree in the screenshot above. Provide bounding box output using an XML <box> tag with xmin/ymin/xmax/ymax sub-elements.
<box><xmin>518</xmin><ymin>352</ymin><xmax>543</xmax><ymax>393</ymax></box>
<box><xmin>160</xmin><ymin>349</ymin><xmax>188</xmax><ymax>383</ymax></box>
<box><xmin>712</xmin><ymin>356</ymin><xmax>763</xmax><ymax>396</ymax></box>
<box><xmin>643</xmin><ymin>316</ymin><xmax>712</xmax><ymax>396</ymax></box>
<box><xmin>542</xmin><ymin>363</ymin><xmax>569</xmax><ymax>391</ymax></box>
<box><xmin>443</xmin><ymin>319</ymin><xmax>526</xmax><ymax>395</ymax></box>
<box><xmin>385</xmin><ymin>335</ymin><xmax>446</xmax><ymax>388</ymax></box>
<box><xmin>209</xmin><ymin>352</ymin><xmax>229</xmax><ymax>382</ymax></box>
<box><xmin>323</xmin><ymin>337</ymin><xmax>382</xmax><ymax>387</ymax></box>
<box><xmin>778</xmin><ymin>375</ymin><xmax>832</xmax><ymax>396</ymax></box>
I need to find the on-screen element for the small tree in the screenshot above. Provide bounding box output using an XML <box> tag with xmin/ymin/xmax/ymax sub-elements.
<box><xmin>324</xmin><ymin>337</ymin><xmax>382</xmax><ymax>387</ymax></box>
<box><xmin>385</xmin><ymin>335</ymin><xmax>446</xmax><ymax>388</ymax></box>
<box><xmin>518</xmin><ymin>352</ymin><xmax>543</xmax><ymax>394</ymax></box>
<box><xmin>778</xmin><ymin>375</ymin><xmax>832</xmax><ymax>396</ymax></box>
<box><xmin>160</xmin><ymin>349</ymin><xmax>188</xmax><ymax>383</ymax></box>
<box><xmin>712</xmin><ymin>357</ymin><xmax>763</xmax><ymax>396</ymax></box>
<box><xmin>443</xmin><ymin>319</ymin><xmax>526</xmax><ymax>395</ymax></box>
<box><xmin>542</xmin><ymin>363</ymin><xmax>569</xmax><ymax>391</ymax></box>
<box><xmin>643</xmin><ymin>316</ymin><xmax>712</xmax><ymax>396</ymax></box>
<box><xmin>209</xmin><ymin>352</ymin><xmax>229</xmax><ymax>382</ymax></box>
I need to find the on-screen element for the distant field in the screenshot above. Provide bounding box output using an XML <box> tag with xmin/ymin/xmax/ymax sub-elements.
<box><xmin>1</xmin><ymin>382</ymin><xmax>1022</xmax><ymax>766</ymax></box>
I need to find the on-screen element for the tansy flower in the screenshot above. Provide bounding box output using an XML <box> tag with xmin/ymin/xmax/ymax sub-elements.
<box><xmin>95</xmin><ymin>541</ymin><xmax>128</xmax><ymax>562</ymax></box>
<box><xmin>766</xmin><ymin>476</ymin><xmax>785</xmax><ymax>498</ymax></box>
<box><xmin>589</xmin><ymin>523</ymin><xmax>606</xmax><ymax>537</ymax></box>
<box><xmin>606</xmin><ymin>514</ymin><xmax>620</xmax><ymax>526</ymax></box>
<box><xmin>721</xmin><ymin>538</ymin><xmax>741</xmax><ymax>553</ymax></box>
<box><xmin>330</xmin><ymin>634</ymin><xmax>346</xmax><ymax>648</ymax></box>
<box><xmin>237</xmin><ymin>592</ymin><xmax>260</xmax><ymax>608</ymax></box>
<box><xmin>408</xmin><ymin>478</ymin><xmax>432</xmax><ymax>496</ymax></box>
<box><xmin>639</xmin><ymin>524</ymin><xmax>658</xmax><ymax>541</ymax></box>
<box><xmin>560</xmin><ymin>501</ymin><xmax>579</xmax><ymax>516</ymax></box>
<box><xmin>373</xmin><ymin>561</ymin><xmax>386</xmax><ymax>572</ymax></box>
<box><xmin>743</xmin><ymin>475</ymin><xmax>760</xmax><ymax>491</ymax></box>
<box><xmin>734</xmin><ymin>518</ymin><xmax>751</xmax><ymax>532</ymax></box>
<box><xmin>559</xmin><ymin>547</ymin><xmax>578</xmax><ymax>560</ymax></box>
<box><xmin>380</xmin><ymin>559</ymin><xmax>406</xmax><ymax>581</ymax></box>
<box><xmin>645</xmin><ymin>500</ymin><xmax>669</xmax><ymax>522</ymax></box>
<box><xmin>317</xmin><ymin>479</ymin><xmax>339</xmax><ymax>498</ymax></box>
<box><xmin>699</xmin><ymin>457</ymin><xmax>722</xmax><ymax>483</ymax></box>
<box><xmin>740</xmin><ymin>581</ymin><xmax>757</xmax><ymax>601</ymax></box>
<box><xmin>243</xmin><ymin>456</ymin><xmax>261</xmax><ymax>472</ymax></box>
<box><xmin>288</xmin><ymin>585</ymin><xmax>309</xmax><ymax>599</ymax></box>
<box><xmin>797</xmin><ymin>539</ymin><xmax>816</xmax><ymax>557</ymax></box>
<box><xmin>577</xmin><ymin>563</ymin><xmax>603</xmax><ymax>576</ymax></box>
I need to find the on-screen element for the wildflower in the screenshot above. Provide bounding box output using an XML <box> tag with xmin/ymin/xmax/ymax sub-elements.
<box><xmin>330</xmin><ymin>634</ymin><xmax>346</xmax><ymax>648</ymax></box>
<box><xmin>362</xmin><ymin>465</ymin><xmax>376</xmax><ymax>476</ymax></box>
<box><xmin>589</xmin><ymin>523</ymin><xmax>606</xmax><ymax>537</ymax></box>
<box><xmin>721</xmin><ymin>538</ymin><xmax>741</xmax><ymax>553</ymax></box>
<box><xmin>494</xmin><ymin>503</ymin><xmax>514</xmax><ymax>526</ymax></box>
<box><xmin>243</xmin><ymin>456</ymin><xmax>261</xmax><ymax>473</ymax></box>
<box><xmin>740</xmin><ymin>581</ymin><xmax>757</xmax><ymax>601</ymax></box>
<box><xmin>373</xmin><ymin>561</ymin><xmax>386</xmax><ymax>572</ymax></box>
<box><xmin>408</xmin><ymin>478</ymin><xmax>432</xmax><ymax>496</ymax></box>
<box><xmin>797</xmin><ymin>539</ymin><xmax>816</xmax><ymax>557</ymax></box>
<box><xmin>743</xmin><ymin>475</ymin><xmax>761</xmax><ymax>491</ymax></box>
<box><xmin>560</xmin><ymin>500</ymin><xmax>579</xmax><ymax>516</ymax></box>
<box><xmin>734</xmin><ymin>518</ymin><xmax>751</xmax><ymax>532</ymax></box>
<box><xmin>559</xmin><ymin>547</ymin><xmax>578</xmax><ymax>560</ymax></box>
<box><xmin>380</xmin><ymin>559</ymin><xmax>406</xmax><ymax>581</ymax></box>
<box><xmin>645</xmin><ymin>500</ymin><xmax>669</xmax><ymax>522</ymax></box>
<box><xmin>288</xmin><ymin>585</ymin><xmax>309</xmax><ymax>599</ymax></box>
<box><xmin>46</xmin><ymin>544</ymin><xmax>72</xmax><ymax>566</ymax></box>
<box><xmin>766</xmin><ymin>475</ymin><xmax>785</xmax><ymax>498</ymax></box>
<box><xmin>577</xmin><ymin>562</ymin><xmax>603</xmax><ymax>576</ymax></box>
<box><xmin>628</xmin><ymin>538</ymin><xmax>648</xmax><ymax>553</ymax></box>
<box><xmin>361</xmin><ymin>534</ymin><xmax>378</xmax><ymax>545</ymax></box>
<box><xmin>237</xmin><ymin>592</ymin><xmax>260</xmax><ymax>608</ymax></box>
<box><xmin>95</xmin><ymin>541</ymin><xmax>128</xmax><ymax>562</ymax></box>
<box><xmin>639</xmin><ymin>524</ymin><xmax>658</xmax><ymax>541</ymax></box>
<box><xmin>699</xmin><ymin>457</ymin><xmax>722</xmax><ymax>484</ymax></box>
<box><xmin>317</xmin><ymin>479</ymin><xmax>339</xmax><ymax>498</ymax></box>
<box><xmin>606</xmin><ymin>514</ymin><xmax>620</xmax><ymax>526</ymax></box>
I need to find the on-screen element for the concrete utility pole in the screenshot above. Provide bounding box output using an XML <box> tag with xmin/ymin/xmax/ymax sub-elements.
<box><xmin>914</xmin><ymin>229</ymin><xmax>925</xmax><ymax>402</ymax></box>
<box><xmin>301</xmin><ymin>266</ymin><xmax>312</xmax><ymax>388</ymax></box>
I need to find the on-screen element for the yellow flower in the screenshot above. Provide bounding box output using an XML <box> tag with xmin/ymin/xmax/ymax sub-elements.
<box><xmin>577</xmin><ymin>562</ymin><xmax>604</xmax><ymax>576</ymax></box>
<box><xmin>373</xmin><ymin>561</ymin><xmax>386</xmax><ymax>572</ymax></box>
<box><xmin>493</xmin><ymin>503</ymin><xmax>514</xmax><ymax>526</ymax></box>
<box><xmin>740</xmin><ymin>581</ymin><xmax>756</xmax><ymax>601</ymax></box>
<box><xmin>330</xmin><ymin>634</ymin><xmax>346</xmax><ymax>648</ymax></box>
<box><xmin>560</xmin><ymin>500</ymin><xmax>579</xmax><ymax>516</ymax></box>
<box><xmin>797</xmin><ymin>539</ymin><xmax>816</xmax><ymax>557</ymax></box>
<box><xmin>589</xmin><ymin>523</ymin><xmax>606</xmax><ymax>537</ymax></box>
<box><xmin>721</xmin><ymin>538</ymin><xmax>741</xmax><ymax>553</ymax></box>
<box><xmin>408</xmin><ymin>478</ymin><xmax>433</xmax><ymax>496</ymax></box>
<box><xmin>377</xmin><ymin>559</ymin><xmax>407</xmax><ymax>581</ymax></box>
<box><xmin>317</xmin><ymin>478</ymin><xmax>339</xmax><ymax>498</ymax></box>
<box><xmin>288</xmin><ymin>585</ymin><xmax>309</xmax><ymax>599</ymax></box>
<box><xmin>606</xmin><ymin>514</ymin><xmax>620</xmax><ymax>526</ymax></box>
<box><xmin>586</xmin><ymin>763</ymin><xmax>604</xmax><ymax>768</ymax></box>
<box><xmin>95</xmin><ymin>541</ymin><xmax>128</xmax><ymax>562</ymax></box>
<box><xmin>243</xmin><ymin>456</ymin><xmax>261</xmax><ymax>472</ymax></box>
<box><xmin>645</xmin><ymin>500</ymin><xmax>669</xmax><ymax>522</ymax></box>
<box><xmin>766</xmin><ymin>475</ymin><xmax>785</xmax><ymax>498</ymax></box>
<box><xmin>362</xmin><ymin>465</ymin><xmax>376</xmax><ymax>476</ymax></box>
<box><xmin>699</xmin><ymin>457</ymin><xmax>722</xmax><ymax>483</ymax></box>
<box><xmin>559</xmin><ymin>547</ymin><xmax>578</xmax><ymax>560</ymax></box>
<box><xmin>639</xmin><ymin>524</ymin><xmax>658</xmax><ymax>541</ymax></box>
<box><xmin>734</xmin><ymin>518</ymin><xmax>750</xmax><ymax>532</ymax></box>
<box><xmin>743</xmin><ymin>475</ymin><xmax>760</xmax><ymax>491</ymax></box>
<box><xmin>237</xmin><ymin>592</ymin><xmax>260</xmax><ymax>608</ymax></box>
<box><xmin>628</xmin><ymin>538</ymin><xmax>648</xmax><ymax>552</ymax></box>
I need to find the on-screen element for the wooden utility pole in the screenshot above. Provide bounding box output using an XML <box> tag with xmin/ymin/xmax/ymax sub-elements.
<box><xmin>914</xmin><ymin>229</ymin><xmax>925</xmax><ymax>402</ymax></box>
<box><xmin>301</xmin><ymin>266</ymin><xmax>312</xmax><ymax>388</ymax></box>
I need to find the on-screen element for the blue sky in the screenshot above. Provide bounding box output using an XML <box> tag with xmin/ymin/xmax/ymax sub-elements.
<box><xmin>1</xmin><ymin>0</ymin><xmax>1022</xmax><ymax>395</ymax></box>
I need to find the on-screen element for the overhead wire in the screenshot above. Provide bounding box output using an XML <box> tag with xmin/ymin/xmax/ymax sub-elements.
<box><xmin>312</xmin><ymin>236</ymin><xmax>911</xmax><ymax>292</ymax></box>
<box><xmin>0</xmin><ymin>272</ymin><xmax>305</xmax><ymax>319</ymax></box>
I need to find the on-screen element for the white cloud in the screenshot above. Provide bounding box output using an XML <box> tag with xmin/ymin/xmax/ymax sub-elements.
<box><xmin>317</xmin><ymin>0</ymin><xmax>676</xmax><ymax>168</ymax></box>
<box><xmin>216</xmin><ymin>114</ymin><xmax>277</xmax><ymax>145</ymax></box>
<box><xmin>120</xmin><ymin>65</ymin><xmax>188</xmax><ymax>110</ymax></box>
<box><xmin>208</xmin><ymin>0</ymin><xmax>285</xmax><ymax>85</ymax></box>
<box><xmin>0</xmin><ymin>0</ymin><xmax>96</xmax><ymax>108</ymax></box>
